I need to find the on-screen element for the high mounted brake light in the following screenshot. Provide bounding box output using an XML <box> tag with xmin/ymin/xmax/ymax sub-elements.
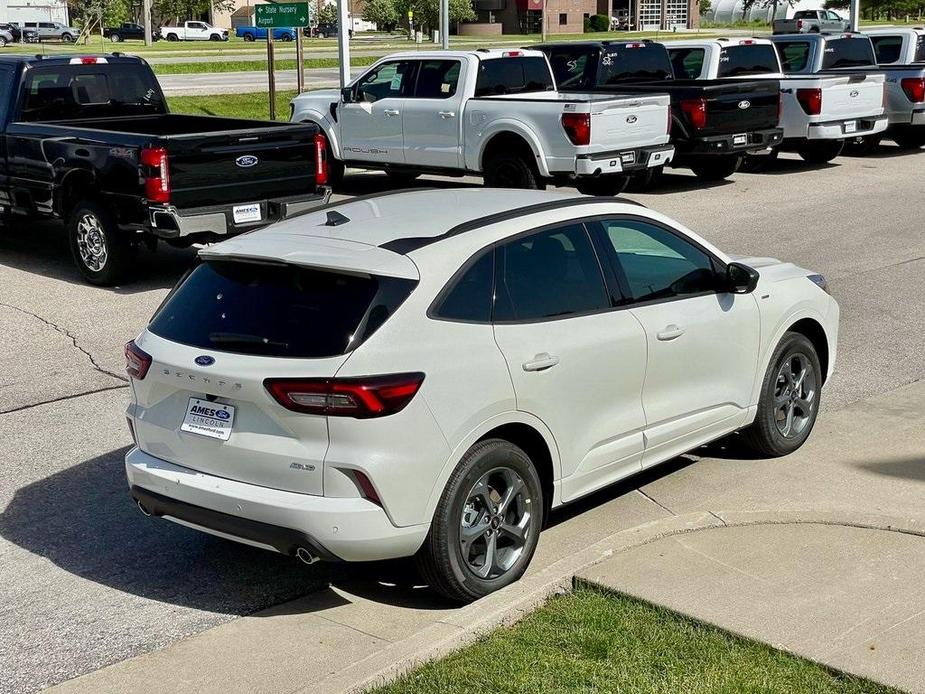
<box><xmin>739</xmin><ymin>39</ymin><xmax>755</xmax><ymax>45</ymax></box>
<box><xmin>140</xmin><ymin>146</ymin><xmax>170</xmax><ymax>203</ymax></box>
<box><xmin>626</xmin><ymin>42</ymin><xmax>644</xmax><ymax>48</ymax></box>
<box><xmin>124</xmin><ymin>340</ymin><xmax>152</xmax><ymax>380</ymax></box>
<box><xmin>69</xmin><ymin>56</ymin><xmax>108</xmax><ymax>65</ymax></box>
<box><xmin>265</xmin><ymin>373</ymin><xmax>425</xmax><ymax>418</ymax></box>
<box><xmin>503</xmin><ymin>50</ymin><xmax>523</xmax><ymax>57</ymax></box>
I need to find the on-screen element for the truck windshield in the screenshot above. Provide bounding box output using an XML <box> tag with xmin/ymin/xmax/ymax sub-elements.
<box><xmin>822</xmin><ymin>38</ymin><xmax>877</xmax><ymax>69</ymax></box>
<box><xmin>718</xmin><ymin>45</ymin><xmax>780</xmax><ymax>76</ymax></box>
<box><xmin>18</xmin><ymin>63</ymin><xmax>167</xmax><ymax>122</ymax></box>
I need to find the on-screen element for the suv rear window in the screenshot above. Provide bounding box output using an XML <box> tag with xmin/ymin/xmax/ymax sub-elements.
<box><xmin>474</xmin><ymin>57</ymin><xmax>553</xmax><ymax>96</ymax></box>
<box><xmin>718</xmin><ymin>45</ymin><xmax>780</xmax><ymax>76</ymax></box>
<box><xmin>149</xmin><ymin>261</ymin><xmax>416</xmax><ymax>358</ymax></box>
<box><xmin>822</xmin><ymin>38</ymin><xmax>877</xmax><ymax>69</ymax></box>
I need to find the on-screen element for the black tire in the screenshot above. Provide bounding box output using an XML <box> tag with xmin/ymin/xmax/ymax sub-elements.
<box><xmin>166</xmin><ymin>33</ymin><xmax>178</xmax><ymax>41</ymax></box>
<box><xmin>318</xmin><ymin>32</ymin><xmax>327</xmax><ymax>39</ymax></box>
<box><xmin>741</xmin><ymin>332</ymin><xmax>822</xmax><ymax>457</ymax></box>
<box><xmin>384</xmin><ymin>169</ymin><xmax>420</xmax><ymax>186</ymax></box>
<box><xmin>242</xmin><ymin>32</ymin><xmax>254</xmax><ymax>41</ymax></box>
<box><xmin>110</xmin><ymin>33</ymin><xmax>122</xmax><ymax>42</ymax></box>
<box><xmin>209</xmin><ymin>33</ymin><xmax>221</xmax><ymax>41</ymax></box>
<box><xmin>740</xmin><ymin>147</ymin><xmax>780</xmax><ymax>172</ymax></box>
<box><xmin>281</xmin><ymin>33</ymin><xmax>293</xmax><ymax>41</ymax></box>
<box><xmin>61</xmin><ymin>32</ymin><xmax>74</xmax><ymax>42</ymax></box>
<box><xmin>892</xmin><ymin>129</ymin><xmax>925</xmax><ymax>149</ymax></box>
<box><xmin>842</xmin><ymin>135</ymin><xmax>881</xmax><ymax>156</ymax></box>
<box><xmin>575</xmin><ymin>174</ymin><xmax>629</xmax><ymax>196</ymax></box>
<box><xmin>483</xmin><ymin>151</ymin><xmax>543</xmax><ymax>190</ymax></box>
<box><xmin>797</xmin><ymin>140</ymin><xmax>844</xmax><ymax>164</ymax></box>
<box><xmin>67</xmin><ymin>199</ymin><xmax>135</xmax><ymax>286</ymax></box>
<box><xmin>0</xmin><ymin>37</ymin><xmax>8</xmax><ymax>48</ymax></box>
<box><xmin>689</xmin><ymin>154</ymin><xmax>743</xmax><ymax>181</ymax></box>
<box><xmin>416</xmin><ymin>439</ymin><xmax>544</xmax><ymax>603</ymax></box>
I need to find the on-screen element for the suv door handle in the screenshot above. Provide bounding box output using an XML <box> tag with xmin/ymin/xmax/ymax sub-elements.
<box><xmin>523</xmin><ymin>353</ymin><xmax>560</xmax><ymax>372</ymax></box>
<box><xmin>438</xmin><ymin>111</ymin><xmax>456</xmax><ymax>119</ymax></box>
<box><xmin>656</xmin><ymin>325</ymin><xmax>685</xmax><ymax>341</ymax></box>
<box><xmin>383</xmin><ymin>109</ymin><xmax>400</xmax><ymax>117</ymax></box>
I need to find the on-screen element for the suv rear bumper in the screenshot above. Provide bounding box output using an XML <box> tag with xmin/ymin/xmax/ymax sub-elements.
<box><xmin>806</xmin><ymin>115</ymin><xmax>889</xmax><ymax>140</ymax></box>
<box><xmin>681</xmin><ymin>127</ymin><xmax>783</xmax><ymax>156</ymax></box>
<box><xmin>125</xmin><ymin>447</ymin><xmax>429</xmax><ymax>562</ymax></box>
<box><xmin>573</xmin><ymin>144</ymin><xmax>675</xmax><ymax>176</ymax></box>
<box><xmin>146</xmin><ymin>188</ymin><xmax>331</xmax><ymax>240</ymax></box>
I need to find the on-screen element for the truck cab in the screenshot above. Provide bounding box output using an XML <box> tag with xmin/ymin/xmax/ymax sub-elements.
<box><xmin>161</xmin><ymin>21</ymin><xmax>228</xmax><ymax>42</ymax></box>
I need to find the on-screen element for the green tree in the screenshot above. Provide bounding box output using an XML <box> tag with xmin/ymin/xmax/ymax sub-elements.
<box><xmin>319</xmin><ymin>2</ymin><xmax>338</xmax><ymax>23</ymax></box>
<box><xmin>153</xmin><ymin>0</ymin><xmax>234</xmax><ymax>23</ymax></box>
<box><xmin>698</xmin><ymin>0</ymin><xmax>712</xmax><ymax>15</ymax></box>
<box><xmin>391</xmin><ymin>0</ymin><xmax>475</xmax><ymax>32</ymax></box>
<box><xmin>363</xmin><ymin>0</ymin><xmax>400</xmax><ymax>29</ymax></box>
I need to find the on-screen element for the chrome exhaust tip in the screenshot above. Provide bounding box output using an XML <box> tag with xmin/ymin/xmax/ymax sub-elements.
<box><xmin>136</xmin><ymin>499</ymin><xmax>153</xmax><ymax>517</ymax></box>
<box><xmin>296</xmin><ymin>547</ymin><xmax>319</xmax><ymax>565</ymax></box>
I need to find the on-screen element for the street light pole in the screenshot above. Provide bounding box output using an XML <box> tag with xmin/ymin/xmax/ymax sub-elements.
<box><xmin>440</xmin><ymin>0</ymin><xmax>449</xmax><ymax>49</ymax></box>
<box><xmin>337</xmin><ymin>0</ymin><xmax>351</xmax><ymax>87</ymax></box>
<box><xmin>849</xmin><ymin>0</ymin><xmax>860</xmax><ymax>31</ymax></box>
<box><xmin>143</xmin><ymin>0</ymin><xmax>152</xmax><ymax>46</ymax></box>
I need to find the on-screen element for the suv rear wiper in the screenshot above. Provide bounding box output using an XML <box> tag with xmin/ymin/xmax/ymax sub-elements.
<box><xmin>210</xmin><ymin>332</ymin><xmax>289</xmax><ymax>349</ymax></box>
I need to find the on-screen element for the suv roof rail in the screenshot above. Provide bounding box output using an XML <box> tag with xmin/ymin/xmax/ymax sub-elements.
<box><xmin>274</xmin><ymin>187</ymin><xmax>439</xmax><ymax>227</ymax></box>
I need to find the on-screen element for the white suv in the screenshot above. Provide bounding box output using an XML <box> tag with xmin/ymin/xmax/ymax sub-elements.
<box><xmin>124</xmin><ymin>189</ymin><xmax>839</xmax><ymax>602</ymax></box>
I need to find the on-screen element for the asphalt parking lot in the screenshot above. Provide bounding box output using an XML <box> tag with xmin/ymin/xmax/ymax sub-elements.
<box><xmin>2</xmin><ymin>146</ymin><xmax>924</xmax><ymax>693</ymax></box>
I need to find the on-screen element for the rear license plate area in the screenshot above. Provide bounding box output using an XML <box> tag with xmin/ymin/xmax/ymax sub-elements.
<box><xmin>233</xmin><ymin>203</ymin><xmax>262</xmax><ymax>224</ymax></box>
<box><xmin>843</xmin><ymin>121</ymin><xmax>858</xmax><ymax>134</ymax></box>
<box><xmin>733</xmin><ymin>133</ymin><xmax>748</xmax><ymax>146</ymax></box>
<box><xmin>180</xmin><ymin>397</ymin><xmax>235</xmax><ymax>441</ymax></box>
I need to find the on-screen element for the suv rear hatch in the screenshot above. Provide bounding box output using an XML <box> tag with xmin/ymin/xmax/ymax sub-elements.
<box><xmin>130</xmin><ymin>247</ymin><xmax>417</xmax><ymax>496</ymax></box>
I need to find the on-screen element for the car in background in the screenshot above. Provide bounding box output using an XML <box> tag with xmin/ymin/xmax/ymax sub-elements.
<box><xmin>307</xmin><ymin>22</ymin><xmax>351</xmax><ymax>38</ymax></box>
<box><xmin>160</xmin><ymin>21</ymin><xmax>228</xmax><ymax>41</ymax></box>
<box><xmin>236</xmin><ymin>25</ymin><xmax>298</xmax><ymax>41</ymax></box>
<box><xmin>0</xmin><ymin>27</ymin><xmax>13</xmax><ymax>47</ymax></box>
<box><xmin>23</xmin><ymin>21</ymin><xmax>78</xmax><ymax>42</ymax></box>
<box><xmin>863</xmin><ymin>27</ymin><xmax>925</xmax><ymax>149</ymax></box>
<box><xmin>773</xmin><ymin>9</ymin><xmax>850</xmax><ymax>34</ymax></box>
<box><xmin>104</xmin><ymin>23</ymin><xmax>157</xmax><ymax>42</ymax></box>
<box><xmin>0</xmin><ymin>22</ymin><xmax>39</xmax><ymax>43</ymax></box>
<box><xmin>124</xmin><ymin>188</ymin><xmax>839</xmax><ymax>603</ymax></box>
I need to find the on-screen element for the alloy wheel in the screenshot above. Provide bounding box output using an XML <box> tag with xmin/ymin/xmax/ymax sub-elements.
<box><xmin>774</xmin><ymin>353</ymin><xmax>817</xmax><ymax>438</ymax></box>
<box><xmin>459</xmin><ymin>467</ymin><xmax>533</xmax><ymax>580</ymax></box>
<box><xmin>75</xmin><ymin>213</ymin><xmax>108</xmax><ymax>272</ymax></box>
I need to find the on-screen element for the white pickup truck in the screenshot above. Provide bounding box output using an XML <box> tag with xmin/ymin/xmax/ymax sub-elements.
<box><xmin>666</xmin><ymin>36</ymin><xmax>887</xmax><ymax>164</ymax></box>
<box><xmin>160</xmin><ymin>21</ymin><xmax>228</xmax><ymax>41</ymax></box>
<box><xmin>864</xmin><ymin>27</ymin><xmax>925</xmax><ymax>149</ymax></box>
<box><xmin>290</xmin><ymin>49</ymin><xmax>675</xmax><ymax>195</ymax></box>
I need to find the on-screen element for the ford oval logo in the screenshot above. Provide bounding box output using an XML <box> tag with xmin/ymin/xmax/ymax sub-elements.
<box><xmin>215</xmin><ymin>410</ymin><xmax>231</xmax><ymax>420</ymax></box>
<box><xmin>738</xmin><ymin>100</ymin><xmax>751</xmax><ymax>110</ymax></box>
<box><xmin>195</xmin><ymin>355</ymin><xmax>215</xmax><ymax>367</ymax></box>
<box><xmin>235</xmin><ymin>155</ymin><xmax>259</xmax><ymax>168</ymax></box>
<box><xmin>850</xmin><ymin>89</ymin><xmax>859</xmax><ymax>97</ymax></box>
<box><xmin>626</xmin><ymin>115</ymin><xmax>638</xmax><ymax>124</ymax></box>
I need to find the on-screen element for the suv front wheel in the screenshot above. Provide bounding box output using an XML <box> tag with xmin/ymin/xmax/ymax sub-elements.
<box><xmin>416</xmin><ymin>439</ymin><xmax>543</xmax><ymax>603</ymax></box>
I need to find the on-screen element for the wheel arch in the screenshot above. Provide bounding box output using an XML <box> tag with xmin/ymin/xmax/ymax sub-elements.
<box><xmin>475</xmin><ymin>125</ymin><xmax>549</xmax><ymax>177</ymax></box>
<box><xmin>55</xmin><ymin>168</ymin><xmax>98</xmax><ymax>217</ymax></box>
<box><xmin>752</xmin><ymin>308</ymin><xmax>832</xmax><ymax>405</ymax></box>
<box><xmin>787</xmin><ymin>316</ymin><xmax>830</xmax><ymax>384</ymax></box>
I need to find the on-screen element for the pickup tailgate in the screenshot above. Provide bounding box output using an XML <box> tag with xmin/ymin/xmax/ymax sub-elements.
<box><xmin>164</xmin><ymin>121</ymin><xmax>319</xmax><ymax>208</ymax></box>
<box><xmin>587</xmin><ymin>93</ymin><xmax>671</xmax><ymax>149</ymax></box>
<box><xmin>815</xmin><ymin>73</ymin><xmax>885</xmax><ymax>120</ymax></box>
<box><xmin>696</xmin><ymin>80</ymin><xmax>781</xmax><ymax>136</ymax></box>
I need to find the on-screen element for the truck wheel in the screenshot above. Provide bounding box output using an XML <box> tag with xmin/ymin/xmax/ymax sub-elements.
<box><xmin>483</xmin><ymin>152</ymin><xmax>543</xmax><ymax>190</ymax></box>
<box><xmin>242</xmin><ymin>32</ymin><xmax>255</xmax><ymax>41</ymax></box>
<box><xmin>797</xmin><ymin>140</ymin><xmax>844</xmax><ymax>164</ymax></box>
<box><xmin>61</xmin><ymin>32</ymin><xmax>75</xmax><ymax>42</ymax></box>
<box><xmin>166</xmin><ymin>33</ymin><xmax>178</xmax><ymax>41</ymax></box>
<box><xmin>575</xmin><ymin>174</ymin><xmax>628</xmax><ymax>196</ymax></box>
<box><xmin>740</xmin><ymin>147</ymin><xmax>780</xmax><ymax>172</ymax></box>
<box><xmin>210</xmin><ymin>33</ymin><xmax>222</xmax><ymax>41</ymax></box>
<box><xmin>843</xmin><ymin>135</ymin><xmax>881</xmax><ymax>156</ymax></box>
<box><xmin>415</xmin><ymin>439</ymin><xmax>544</xmax><ymax>603</ymax></box>
<box><xmin>0</xmin><ymin>36</ymin><xmax>7</xmax><ymax>48</ymax></box>
<box><xmin>67</xmin><ymin>200</ymin><xmax>135</xmax><ymax>286</ymax></box>
<box><xmin>741</xmin><ymin>332</ymin><xmax>822</xmax><ymax>457</ymax></box>
<box><xmin>892</xmin><ymin>130</ymin><xmax>925</xmax><ymax>149</ymax></box>
<box><xmin>689</xmin><ymin>154</ymin><xmax>742</xmax><ymax>181</ymax></box>
<box><xmin>110</xmin><ymin>33</ymin><xmax>122</xmax><ymax>42</ymax></box>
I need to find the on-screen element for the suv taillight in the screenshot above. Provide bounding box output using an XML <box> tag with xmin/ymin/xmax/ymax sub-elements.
<box><xmin>140</xmin><ymin>146</ymin><xmax>170</xmax><ymax>203</ymax></box>
<box><xmin>125</xmin><ymin>340</ymin><xmax>152</xmax><ymax>380</ymax></box>
<box><xmin>680</xmin><ymin>97</ymin><xmax>707</xmax><ymax>130</ymax></box>
<box><xmin>265</xmin><ymin>373</ymin><xmax>425</xmax><ymax>418</ymax></box>
<box><xmin>901</xmin><ymin>77</ymin><xmax>925</xmax><ymax>103</ymax></box>
<box><xmin>561</xmin><ymin>113</ymin><xmax>591</xmax><ymax>146</ymax></box>
<box><xmin>796</xmin><ymin>88</ymin><xmax>822</xmax><ymax>115</ymax></box>
<box><xmin>314</xmin><ymin>132</ymin><xmax>329</xmax><ymax>186</ymax></box>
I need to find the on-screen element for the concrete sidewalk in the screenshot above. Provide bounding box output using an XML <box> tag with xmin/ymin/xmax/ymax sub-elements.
<box><xmin>46</xmin><ymin>380</ymin><xmax>925</xmax><ymax>694</ymax></box>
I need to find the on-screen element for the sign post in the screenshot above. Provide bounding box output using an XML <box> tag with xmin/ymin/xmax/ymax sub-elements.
<box><xmin>407</xmin><ymin>9</ymin><xmax>414</xmax><ymax>40</ymax></box>
<box><xmin>440</xmin><ymin>0</ymin><xmax>448</xmax><ymax>49</ymax></box>
<box><xmin>256</xmin><ymin>2</ymin><xmax>311</xmax><ymax>117</ymax></box>
<box><xmin>337</xmin><ymin>0</ymin><xmax>350</xmax><ymax>87</ymax></box>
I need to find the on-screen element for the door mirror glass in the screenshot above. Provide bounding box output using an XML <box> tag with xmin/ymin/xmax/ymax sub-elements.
<box><xmin>340</xmin><ymin>86</ymin><xmax>354</xmax><ymax>103</ymax></box>
<box><xmin>726</xmin><ymin>262</ymin><xmax>759</xmax><ymax>294</ymax></box>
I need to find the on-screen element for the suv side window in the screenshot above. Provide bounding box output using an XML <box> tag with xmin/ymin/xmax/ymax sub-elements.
<box><xmin>433</xmin><ymin>250</ymin><xmax>494</xmax><ymax>322</ymax></box>
<box><xmin>474</xmin><ymin>57</ymin><xmax>553</xmax><ymax>97</ymax></box>
<box><xmin>413</xmin><ymin>60</ymin><xmax>461</xmax><ymax>99</ymax></box>
<box><xmin>594</xmin><ymin>219</ymin><xmax>717</xmax><ymax>303</ymax></box>
<box><xmin>355</xmin><ymin>61</ymin><xmax>415</xmax><ymax>102</ymax></box>
<box><xmin>494</xmin><ymin>224</ymin><xmax>609</xmax><ymax>322</ymax></box>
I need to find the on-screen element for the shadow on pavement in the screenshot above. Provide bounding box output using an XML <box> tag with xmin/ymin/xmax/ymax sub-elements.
<box><xmin>855</xmin><ymin>456</ymin><xmax>925</xmax><ymax>482</ymax></box>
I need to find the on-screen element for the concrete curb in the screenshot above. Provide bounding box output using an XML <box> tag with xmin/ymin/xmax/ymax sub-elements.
<box><xmin>323</xmin><ymin>507</ymin><xmax>925</xmax><ymax>694</ymax></box>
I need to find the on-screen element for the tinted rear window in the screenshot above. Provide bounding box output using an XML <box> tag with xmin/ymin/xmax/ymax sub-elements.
<box><xmin>776</xmin><ymin>41</ymin><xmax>810</xmax><ymax>72</ymax></box>
<box><xmin>822</xmin><ymin>38</ymin><xmax>877</xmax><ymax>69</ymax></box>
<box><xmin>718</xmin><ymin>45</ymin><xmax>780</xmax><ymax>76</ymax></box>
<box><xmin>669</xmin><ymin>47</ymin><xmax>705</xmax><ymax>79</ymax></box>
<box><xmin>474</xmin><ymin>57</ymin><xmax>553</xmax><ymax>96</ymax></box>
<box><xmin>149</xmin><ymin>261</ymin><xmax>416</xmax><ymax>358</ymax></box>
<box><xmin>598</xmin><ymin>44</ymin><xmax>672</xmax><ymax>84</ymax></box>
<box><xmin>916</xmin><ymin>35</ymin><xmax>925</xmax><ymax>62</ymax></box>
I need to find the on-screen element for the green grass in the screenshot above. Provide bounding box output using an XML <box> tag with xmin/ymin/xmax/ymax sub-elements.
<box><xmin>371</xmin><ymin>587</ymin><xmax>897</xmax><ymax>694</ymax></box>
<box><xmin>152</xmin><ymin>55</ymin><xmax>379</xmax><ymax>74</ymax></box>
<box><xmin>168</xmin><ymin>90</ymin><xmax>299</xmax><ymax>121</ymax></box>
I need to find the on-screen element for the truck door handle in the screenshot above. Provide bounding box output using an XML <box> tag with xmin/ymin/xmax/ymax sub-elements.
<box><xmin>656</xmin><ymin>325</ymin><xmax>685</xmax><ymax>341</ymax></box>
<box><xmin>383</xmin><ymin>109</ymin><xmax>400</xmax><ymax>117</ymax></box>
<box><xmin>523</xmin><ymin>353</ymin><xmax>560</xmax><ymax>372</ymax></box>
<box><xmin>438</xmin><ymin>111</ymin><xmax>456</xmax><ymax>119</ymax></box>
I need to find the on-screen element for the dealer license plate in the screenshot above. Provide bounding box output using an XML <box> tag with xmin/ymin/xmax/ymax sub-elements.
<box><xmin>733</xmin><ymin>133</ymin><xmax>748</xmax><ymax>146</ymax></box>
<box><xmin>180</xmin><ymin>397</ymin><xmax>235</xmax><ymax>441</ymax></box>
<box><xmin>233</xmin><ymin>203</ymin><xmax>262</xmax><ymax>224</ymax></box>
<box><xmin>844</xmin><ymin>121</ymin><xmax>858</xmax><ymax>134</ymax></box>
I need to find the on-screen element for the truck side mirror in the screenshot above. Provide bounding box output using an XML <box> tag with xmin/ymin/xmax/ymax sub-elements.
<box><xmin>725</xmin><ymin>262</ymin><xmax>760</xmax><ymax>294</ymax></box>
<box><xmin>341</xmin><ymin>86</ymin><xmax>354</xmax><ymax>104</ymax></box>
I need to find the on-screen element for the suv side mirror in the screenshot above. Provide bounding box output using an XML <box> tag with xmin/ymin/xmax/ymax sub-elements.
<box><xmin>725</xmin><ymin>262</ymin><xmax>760</xmax><ymax>294</ymax></box>
<box><xmin>340</xmin><ymin>86</ymin><xmax>354</xmax><ymax>104</ymax></box>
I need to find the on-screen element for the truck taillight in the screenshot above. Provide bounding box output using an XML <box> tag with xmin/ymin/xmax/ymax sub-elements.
<box><xmin>140</xmin><ymin>146</ymin><xmax>170</xmax><ymax>203</ymax></box>
<box><xmin>124</xmin><ymin>340</ymin><xmax>152</xmax><ymax>380</ymax></box>
<box><xmin>314</xmin><ymin>132</ymin><xmax>329</xmax><ymax>186</ymax></box>
<box><xmin>680</xmin><ymin>97</ymin><xmax>707</xmax><ymax>130</ymax></box>
<box><xmin>797</xmin><ymin>19</ymin><xmax>804</xmax><ymax>30</ymax></box>
<box><xmin>265</xmin><ymin>373</ymin><xmax>425</xmax><ymax>418</ymax></box>
<box><xmin>561</xmin><ymin>112</ymin><xmax>591</xmax><ymax>146</ymax></box>
<box><xmin>796</xmin><ymin>88</ymin><xmax>822</xmax><ymax>115</ymax></box>
<box><xmin>901</xmin><ymin>77</ymin><xmax>925</xmax><ymax>103</ymax></box>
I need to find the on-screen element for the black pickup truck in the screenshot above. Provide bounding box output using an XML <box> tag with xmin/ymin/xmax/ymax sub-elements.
<box><xmin>0</xmin><ymin>54</ymin><xmax>330</xmax><ymax>284</ymax></box>
<box><xmin>537</xmin><ymin>41</ymin><xmax>783</xmax><ymax>183</ymax></box>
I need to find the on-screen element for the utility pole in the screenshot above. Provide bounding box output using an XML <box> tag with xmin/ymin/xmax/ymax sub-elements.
<box><xmin>267</xmin><ymin>30</ymin><xmax>276</xmax><ymax>119</ymax></box>
<box><xmin>440</xmin><ymin>0</ymin><xmax>449</xmax><ymax>49</ymax></box>
<box><xmin>849</xmin><ymin>0</ymin><xmax>860</xmax><ymax>31</ymax></box>
<box><xmin>143</xmin><ymin>0</ymin><xmax>153</xmax><ymax>46</ymax></box>
<box><xmin>337</xmin><ymin>0</ymin><xmax>351</xmax><ymax>87</ymax></box>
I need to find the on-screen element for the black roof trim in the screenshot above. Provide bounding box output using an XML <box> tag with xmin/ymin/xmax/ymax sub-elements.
<box><xmin>380</xmin><ymin>195</ymin><xmax>645</xmax><ymax>254</ymax></box>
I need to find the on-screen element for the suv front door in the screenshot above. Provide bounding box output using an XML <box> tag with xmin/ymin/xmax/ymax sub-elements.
<box><xmin>591</xmin><ymin>217</ymin><xmax>760</xmax><ymax>466</ymax></box>
<box><xmin>401</xmin><ymin>59</ymin><xmax>464</xmax><ymax>169</ymax></box>
<box><xmin>491</xmin><ymin>222</ymin><xmax>648</xmax><ymax>504</ymax></box>
<box><xmin>341</xmin><ymin>60</ymin><xmax>415</xmax><ymax>164</ymax></box>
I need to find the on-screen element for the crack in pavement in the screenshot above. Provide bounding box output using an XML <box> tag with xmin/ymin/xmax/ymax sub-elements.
<box><xmin>636</xmin><ymin>488</ymin><xmax>676</xmax><ymax>516</ymax></box>
<box><xmin>0</xmin><ymin>383</ymin><xmax>129</xmax><ymax>416</ymax></box>
<box><xmin>0</xmin><ymin>301</ymin><xmax>128</xmax><ymax>383</ymax></box>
